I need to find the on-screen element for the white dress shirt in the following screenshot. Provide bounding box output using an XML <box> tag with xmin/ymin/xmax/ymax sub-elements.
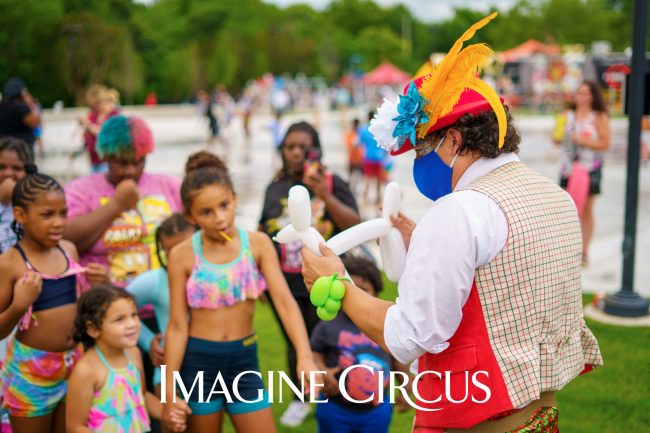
<box><xmin>384</xmin><ymin>153</ymin><xmax>519</xmax><ymax>364</ymax></box>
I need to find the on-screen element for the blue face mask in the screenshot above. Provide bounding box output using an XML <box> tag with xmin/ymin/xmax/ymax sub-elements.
<box><xmin>412</xmin><ymin>134</ymin><xmax>459</xmax><ymax>201</ymax></box>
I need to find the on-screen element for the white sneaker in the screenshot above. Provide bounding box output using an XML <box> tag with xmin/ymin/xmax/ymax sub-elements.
<box><xmin>279</xmin><ymin>401</ymin><xmax>311</xmax><ymax>427</ymax></box>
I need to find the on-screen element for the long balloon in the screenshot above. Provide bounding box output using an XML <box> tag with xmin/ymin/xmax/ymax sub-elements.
<box><xmin>326</xmin><ymin>219</ymin><xmax>391</xmax><ymax>256</ymax></box>
<box><xmin>276</xmin><ymin>182</ymin><xmax>408</xmax><ymax>282</ymax></box>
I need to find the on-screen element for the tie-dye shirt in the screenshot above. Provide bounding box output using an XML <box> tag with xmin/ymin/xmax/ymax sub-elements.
<box><xmin>87</xmin><ymin>347</ymin><xmax>150</xmax><ymax>433</ymax></box>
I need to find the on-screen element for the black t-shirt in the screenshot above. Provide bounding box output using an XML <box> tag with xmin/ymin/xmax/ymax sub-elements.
<box><xmin>258</xmin><ymin>172</ymin><xmax>358</xmax><ymax>298</ymax></box>
<box><xmin>0</xmin><ymin>100</ymin><xmax>34</xmax><ymax>146</ymax></box>
<box><xmin>311</xmin><ymin>313</ymin><xmax>392</xmax><ymax>411</ymax></box>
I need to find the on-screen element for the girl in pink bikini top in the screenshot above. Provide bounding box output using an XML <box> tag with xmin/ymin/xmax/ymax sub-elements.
<box><xmin>185</xmin><ymin>227</ymin><xmax>266</xmax><ymax>309</ymax></box>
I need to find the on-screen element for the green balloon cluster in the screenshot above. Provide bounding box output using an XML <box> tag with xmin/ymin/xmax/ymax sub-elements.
<box><xmin>310</xmin><ymin>273</ymin><xmax>347</xmax><ymax>321</ymax></box>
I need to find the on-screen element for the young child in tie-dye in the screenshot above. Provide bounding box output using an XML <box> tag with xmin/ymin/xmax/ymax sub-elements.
<box><xmin>66</xmin><ymin>287</ymin><xmax>190</xmax><ymax>433</ymax></box>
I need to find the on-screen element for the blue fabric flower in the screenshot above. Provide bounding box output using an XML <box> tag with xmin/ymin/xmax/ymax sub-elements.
<box><xmin>392</xmin><ymin>81</ymin><xmax>430</xmax><ymax>148</ymax></box>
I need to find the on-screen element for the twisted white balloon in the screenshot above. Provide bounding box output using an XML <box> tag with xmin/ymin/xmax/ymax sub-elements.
<box><xmin>273</xmin><ymin>182</ymin><xmax>407</xmax><ymax>282</ymax></box>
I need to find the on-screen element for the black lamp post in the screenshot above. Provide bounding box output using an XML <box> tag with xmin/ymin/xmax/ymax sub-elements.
<box><xmin>603</xmin><ymin>0</ymin><xmax>650</xmax><ymax>317</ymax></box>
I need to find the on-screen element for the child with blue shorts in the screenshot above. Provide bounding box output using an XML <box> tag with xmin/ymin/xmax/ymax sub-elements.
<box><xmin>162</xmin><ymin>152</ymin><xmax>321</xmax><ymax>433</ymax></box>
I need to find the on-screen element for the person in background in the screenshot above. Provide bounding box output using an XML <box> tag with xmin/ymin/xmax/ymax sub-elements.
<box><xmin>197</xmin><ymin>90</ymin><xmax>220</xmax><ymax>147</ymax></box>
<box><xmin>359</xmin><ymin>112</ymin><xmax>389</xmax><ymax>208</ymax></box>
<box><xmin>0</xmin><ymin>138</ymin><xmax>34</xmax><ymax>254</ymax></box>
<box><xmin>344</xmin><ymin>118</ymin><xmax>363</xmax><ymax>192</ymax></box>
<box><xmin>0</xmin><ymin>137</ymin><xmax>35</xmax><ymax>433</ymax></box>
<box><xmin>64</xmin><ymin>114</ymin><xmax>181</xmax><ymax>288</ymax></box>
<box><xmin>0</xmin><ymin>78</ymin><xmax>40</xmax><ymax>155</ymax></box>
<box><xmin>258</xmin><ymin>121</ymin><xmax>360</xmax><ymax>427</ymax></box>
<box><xmin>79</xmin><ymin>85</ymin><xmax>121</xmax><ymax>173</ymax></box>
<box><xmin>145</xmin><ymin>92</ymin><xmax>158</xmax><ymax>107</ymax></box>
<box><xmin>553</xmin><ymin>81</ymin><xmax>611</xmax><ymax>266</ymax></box>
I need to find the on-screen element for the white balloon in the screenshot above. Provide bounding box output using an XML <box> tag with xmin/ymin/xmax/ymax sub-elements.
<box><xmin>379</xmin><ymin>227</ymin><xmax>406</xmax><ymax>282</ymax></box>
<box><xmin>277</xmin><ymin>182</ymin><xmax>409</xmax><ymax>283</ymax></box>
<box><xmin>382</xmin><ymin>182</ymin><xmax>400</xmax><ymax>220</ymax></box>
<box><xmin>274</xmin><ymin>225</ymin><xmax>300</xmax><ymax>244</ymax></box>
<box><xmin>288</xmin><ymin>186</ymin><xmax>311</xmax><ymax>231</ymax></box>
<box><xmin>303</xmin><ymin>227</ymin><xmax>326</xmax><ymax>255</ymax></box>
<box><xmin>326</xmin><ymin>219</ymin><xmax>391</xmax><ymax>255</ymax></box>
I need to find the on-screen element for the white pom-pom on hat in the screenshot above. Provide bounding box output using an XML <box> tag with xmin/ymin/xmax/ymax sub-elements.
<box><xmin>369</xmin><ymin>97</ymin><xmax>400</xmax><ymax>152</ymax></box>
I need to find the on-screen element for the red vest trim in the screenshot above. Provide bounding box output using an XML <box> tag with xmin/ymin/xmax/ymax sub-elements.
<box><xmin>414</xmin><ymin>280</ymin><xmax>513</xmax><ymax>429</ymax></box>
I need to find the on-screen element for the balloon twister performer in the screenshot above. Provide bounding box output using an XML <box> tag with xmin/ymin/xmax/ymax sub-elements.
<box><xmin>300</xmin><ymin>12</ymin><xmax>602</xmax><ymax>433</ymax></box>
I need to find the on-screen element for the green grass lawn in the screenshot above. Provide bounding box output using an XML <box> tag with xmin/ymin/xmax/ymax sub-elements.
<box><xmin>219</xmin><ymin>284</ymin><xmax>650</xmax><ymax>433</ymax></box>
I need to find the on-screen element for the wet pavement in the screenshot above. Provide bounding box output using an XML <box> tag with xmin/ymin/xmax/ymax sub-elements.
<box><xmin>39</xmin><ymin>107</ymin><xmax>650</xmax><ymax>297</ymax></box>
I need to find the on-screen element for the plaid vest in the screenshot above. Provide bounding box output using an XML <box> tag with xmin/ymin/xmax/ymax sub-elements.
<box><xmin>414</xmin><ymin>161</ymin><xmax>603</xmax><ymax>430</ymax></box>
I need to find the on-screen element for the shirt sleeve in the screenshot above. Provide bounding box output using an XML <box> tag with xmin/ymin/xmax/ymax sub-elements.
<box><xmin>64</xmin><ymin>178</ymin><xmax>93</xmax><ymax>219</ymax></box>
<box><xmin>125</xmin><ymin>270</ymin><xmax>160</xmax><ymax>351</ymax></box>
<box><xmin>258</xmin><ymin>183</ymin><xmax>275</xmax><ymax>226</ymax></box>
<box><xmin>383</xmin><ymin>191</ymin><xmax>508</xmax><ymax>364</ymax></box>
<box><xmin>167</xmin><ymin>175</ymin><xmax>182</xmax><ymax>212</ymax></box>
<box><xmin>332</xmin><ymin>174</ymin><xmax>359</xmax><ymax>213</ymax></box>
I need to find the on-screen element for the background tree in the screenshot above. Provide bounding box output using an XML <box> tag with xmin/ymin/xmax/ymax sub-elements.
<box><xmin>0</xmin><ymin>0</ymin><xmax>637</xmax><ymax>106</ymax></box>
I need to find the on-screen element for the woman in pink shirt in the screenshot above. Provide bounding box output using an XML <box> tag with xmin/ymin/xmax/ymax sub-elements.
<box><xmin>64</xmin><ymin>115</ymin><xmax>181</xmax><ymax>288</ymax></box>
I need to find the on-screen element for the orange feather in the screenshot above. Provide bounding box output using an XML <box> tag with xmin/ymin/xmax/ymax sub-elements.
<box><xmin>416</xmin><ymin>12</ymin><xmax>500</xmax><ymax>139</ymax></box>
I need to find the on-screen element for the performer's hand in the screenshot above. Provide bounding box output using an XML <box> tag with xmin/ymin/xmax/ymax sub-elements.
<box><xmin>390</xmin><ymin>212</ymin><xmax>416</xmax><ymax>250</ymax></box>
<box><xmin>301</xmin><ymin>243</ymin><xmax>345</xmax><ymax>290</ymax></box>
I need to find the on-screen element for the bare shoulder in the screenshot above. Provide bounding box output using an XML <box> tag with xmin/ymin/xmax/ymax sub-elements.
<box><xmin>168</xmin><ymin>236</ymin><xmax>194</xmax><ymax>266</ymax></box>
<box><xmin>248</xmin><ymin>231</ymin><xmax>273</xmax><ymax>258</ymax></box>
<box><xmin>0</xmin><ymin>248</ymin><xmax>25</xmax><ymax>279</ymax></box>
<box><xmin>60</xmin><ymin>240</ymin><xmax>79</xmax><ymax>261</ymax></box>
<box><xmin>126</xmin><ymin>346</ymin><xmax>144</xmax><ymax>369</ymax></box>
<box><xmin>596</xmin><ymin>111</ymin><xmax>610</xmax><ymax>123</ymax></box>
<box><xmin>71</xmin><ymin>350</ymin><xmax>101</xmax><ymax>382</ymax></box>
<box><xmin>71</xmin><ymin>349</ymin><xmax>108</xmax><ymax>392</ymax></box>
<box><xmin>248</xmin><ymin>230</ymin><xmax>273</xmax><ymax>248</ymax></box>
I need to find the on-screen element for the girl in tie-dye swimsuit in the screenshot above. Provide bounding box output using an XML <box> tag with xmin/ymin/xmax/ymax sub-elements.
<box><xmin>162</xmin><ymin>152</ymin><xmax>320</xmax><ymax>433</ymax></box>
<box><xmin>0</xmin><ymin>173</ymin><xmax>100</xmax><ymax>433</ymax></box>
<box><xmin>66</xmin><ymin>286</ymin><xmax>189</xmax><ymax>433</ymax></box>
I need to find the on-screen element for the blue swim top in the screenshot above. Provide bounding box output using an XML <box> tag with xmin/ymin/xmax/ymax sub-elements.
<box><xmin>185</xmin><ymin>228</ymin><xmax>267</xmax><ymax>309</ymax></box>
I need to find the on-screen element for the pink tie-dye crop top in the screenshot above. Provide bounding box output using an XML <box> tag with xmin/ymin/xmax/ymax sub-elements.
<box><xmin>186</xmin><ymin>228</ymin><xmax>267</xmax><ymax>309</ymax></box>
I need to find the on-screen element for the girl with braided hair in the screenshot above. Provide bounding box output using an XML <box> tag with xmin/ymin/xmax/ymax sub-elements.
<box><xmin>0</xmin><ymin>172</ymin><xmax>106</xmax><ymax>433</ymax></box>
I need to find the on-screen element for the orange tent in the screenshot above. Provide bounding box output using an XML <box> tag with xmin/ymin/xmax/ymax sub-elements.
<box><xmin>362</xmin><ymin>62</ymin><xmax>411</xmax><ymax>85</ymax></box>
<box><xmin>499</xmin><ymin>39</ymin><xmax>561</xmax><ymax>62</ymax></box>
